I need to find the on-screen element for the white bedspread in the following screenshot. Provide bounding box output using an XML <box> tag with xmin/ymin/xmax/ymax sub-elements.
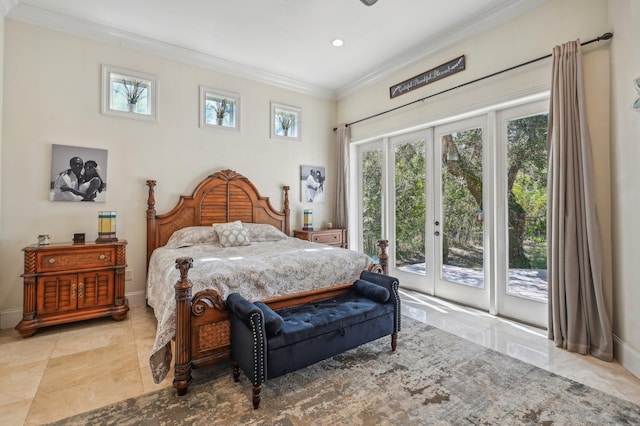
<box><xmin>147</xmin><ymin>237</ymin><xmax>373</xmax><ymax>383</ymax></box>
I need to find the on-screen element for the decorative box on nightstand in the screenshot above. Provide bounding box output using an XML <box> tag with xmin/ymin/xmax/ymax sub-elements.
<box><xmin>293</xmin><ymin>228</ymin><xmax>347</xmax><ymax>248</ymax></box>
<box><xmin>15</xmin><ymin>240</ymin><xmax>129</xmax><ymax>337</ymax></box>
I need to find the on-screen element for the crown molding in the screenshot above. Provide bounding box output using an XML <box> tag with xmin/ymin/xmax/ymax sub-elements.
<box><xmin>6</xmin><ymin>3</ymin><xmax>336</xmax><ymax>99</ymax></box>
<box><xmin>336</xmin><ymin>0</ymin><xmax>549</xmax><ymax>99</ymax></box>
<box><xmin>0</xmin><ymin>0</ymin><xmax>19</xmax><ymax>17</ymax></box>
<box><xmin>6</xmin><ymin>0</ymin><xmax>548</xmax><ymax>101</ymax></box>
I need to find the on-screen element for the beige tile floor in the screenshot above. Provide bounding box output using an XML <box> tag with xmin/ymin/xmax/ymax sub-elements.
<box><xmin>1</xmin><ymin>290</ymin><xmax>639</xmax><ymax>425</ymax></box>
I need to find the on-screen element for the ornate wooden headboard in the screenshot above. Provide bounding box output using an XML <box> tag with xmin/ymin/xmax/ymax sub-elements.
<box><xmin>146</xmin><ymin>169</ymin><xmax>290</xmax><ymax>266</ymax></box>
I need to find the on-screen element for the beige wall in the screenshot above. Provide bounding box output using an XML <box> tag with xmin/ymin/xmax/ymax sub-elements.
<box><xmin>0</xmin><ymin>20</ymin><xmax>337</xmax><ymax>324</ymax></box>
<box><xmin>0</xmin><ymin>16</ymin><xmax>4</xmax><ymax>237</ymax></box>
<box><xmin>337</xmin><ymin>0</ymin><xmax>640</xmax><ymax>376</ymax></box>
<box><xmin>609</xmin><ymin>0</ymin><xmax>640</xmax><ymax>376</ymax></box>
<box><xmin>2</xmin><ymin>0</ymin><xmax>637</xmax><ymax>378</ymax></box>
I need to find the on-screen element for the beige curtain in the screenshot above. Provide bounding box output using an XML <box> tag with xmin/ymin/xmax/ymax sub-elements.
<box><xmin>333</xmin><ymin>123</ymin><xmax>350</xmax><ymax>230</ymax></box>
<box><xmin>547</xmin><ymin>40</ymin><xmax>612</xmax><ymax>361</ymax></box>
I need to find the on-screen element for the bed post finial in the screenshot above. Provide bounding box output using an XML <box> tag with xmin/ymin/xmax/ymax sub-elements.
<box><xmin>174</xmin><ymin>257</ymin><xmax>193</xmax><ymax>396</ymax></box>
<box><xmin>146</xmin><ymin>180</ymin><xmax>157</xmax><ymax>269</ymax></box>
<box><xmin>146</xmin><ymin>180</ymin><xmax>157</xmax><ymax>210</ymax></box>
<box><xmin>283</xmin><ymin>185</ymin><xmax>290</xmax><ymax>236</ymax></box>
<box><xmin>377</xmin><ymin>240</ymin><xmax>389</xmax><ymax>275</ymax></box>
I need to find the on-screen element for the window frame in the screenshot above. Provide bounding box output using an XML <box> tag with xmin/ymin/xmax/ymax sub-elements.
<box><xmin>101</xmin><ymin>65</ymin><xmax>158</xmax><ymax>122</ymax></box>
<box><xmin>199</xmin><ymin>86</ymin><xmax>241</xmax><ymax>131</ymax></box>
<box><xmin>270</xmin><ymin>102</ymin><xmax>302</xmax><ymax>141</ymax></box>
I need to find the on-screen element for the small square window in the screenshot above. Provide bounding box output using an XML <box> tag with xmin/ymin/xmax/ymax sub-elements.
<box><xmin>200</xmin><ymin>87</ymin><xmax>240</xmax><ymax>131</ymax></box>
<box><xmin>102</xmin><ymin>65</ymin><xmax>158</xmax><ymax>121</ymax></box>
<box><xmin>271</xmin><ymin>102</ymin><xmax>301</xmax><ymax>141</ymax></box>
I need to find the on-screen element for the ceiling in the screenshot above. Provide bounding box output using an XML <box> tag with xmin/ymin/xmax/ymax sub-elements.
<box><xmin>3</xmin><ymin>0</ymin><xmax>547</xmax><ymax>99</ymax></box>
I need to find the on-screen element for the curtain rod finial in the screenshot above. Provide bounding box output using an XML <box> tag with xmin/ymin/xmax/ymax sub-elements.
<box><xmin>600</xmin><ymin>32</ymin><xmax>613</xmax><ymax>41</ymax></box>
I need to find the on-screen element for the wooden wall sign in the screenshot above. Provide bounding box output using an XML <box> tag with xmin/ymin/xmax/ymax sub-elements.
<box><xmin>390</xmin><ymin>55</ymin><xmax>465</xmax><ymax>99</ymax></box>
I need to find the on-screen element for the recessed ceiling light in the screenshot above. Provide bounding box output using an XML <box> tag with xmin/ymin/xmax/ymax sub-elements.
<box><xmin>332</xmin><ymin>39</ymin><xmax>344</xmax><ymax>47</ymax></box>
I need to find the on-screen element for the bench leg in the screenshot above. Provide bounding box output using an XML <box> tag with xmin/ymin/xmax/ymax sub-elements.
<box><xmin>233</xmin><ymin>360</ymin><xmax>262</xmax><ymax>409</ymax></box>
<box><xmin>232</xmin><ymin>361</ymin><xmax>240</xmax><ymax>382</ymax></box>
<box><xmin>391</xmin><ymin>332</ymin><xmax>397</xmax><ymax>351</ymax></box>
<box><xmin>253</xmin><ymin>384</ymin><xmax>262</xmax><ymax>409</ymax></box>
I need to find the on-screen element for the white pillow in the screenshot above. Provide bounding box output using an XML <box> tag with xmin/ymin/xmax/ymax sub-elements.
<box><xmin>165</xmin><ymin>226</ymin><xmax>219</xmax><ymax>248</ymax></box>
<box><xmin>212</xmin><ymin>220</ymin><xmax>243</xmax><ymax>235</ymax></box>
<box><xmin>242</xmin><ymin>223</ymin><xmax>289</xmax><ymax>242</ymax></box>
<box><xmin>218</xmin><ymin>227</ymin><xmax>251</xmax><ymax>247</ymax></box>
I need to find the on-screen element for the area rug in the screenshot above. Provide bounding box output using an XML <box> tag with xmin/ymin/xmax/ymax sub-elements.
<box><xmin>48</xmin><ymin>317</ymin><xmax>639</xmax><ymax>425</ymax></box>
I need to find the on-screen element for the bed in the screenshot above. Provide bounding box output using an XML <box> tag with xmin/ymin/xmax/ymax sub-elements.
<box><xmin>145</xmin><ymin>169</ymin><xmax>389</xmax><ymax>395</ymax></box>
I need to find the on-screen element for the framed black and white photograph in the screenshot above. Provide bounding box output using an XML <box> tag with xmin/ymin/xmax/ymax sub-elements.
<box><xmin>50</xmin><ymin>144</ymin><xmax>109</xmax><ymax>202</ymax></box>
<box><xmin>300</xmin><ymin>165</ymin><xmax>325</xmax><ymax>203</ymax></box>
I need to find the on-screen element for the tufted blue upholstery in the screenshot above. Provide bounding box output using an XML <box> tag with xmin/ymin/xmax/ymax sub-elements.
<box><xmin>228</xmin><ymin>271</ymin><xmax>400</xmax><ymax>409</ymax></box>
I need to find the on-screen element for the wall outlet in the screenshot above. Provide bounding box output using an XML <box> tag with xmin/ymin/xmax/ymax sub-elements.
<box><xmin>125</xmin><ymin>270</ymin><xmax>133</xmax><ymax>281</ymax></box>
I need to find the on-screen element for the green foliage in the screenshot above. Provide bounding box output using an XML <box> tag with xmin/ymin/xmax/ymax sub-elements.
<box><xmin>361</xmin><ymin>113</ymin><xmax>549</xmax><ymax>272</ymax></box>
<box><xmin>506</xmin><ymin>114</ymin><xmax>548</xmax><ymax>267</ymax></box>
<box><xmin>362</xmin><ymin>149</ymin><xmax>382</xmax><ymax>258</ymax></box>
<box><xmin>395</xmin><ymin>140</ymin><xmax>426</xmax><ymax>265</ymax></box>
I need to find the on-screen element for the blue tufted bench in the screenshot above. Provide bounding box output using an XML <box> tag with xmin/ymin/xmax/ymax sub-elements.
<box><xmin>226</xmin><ymin>270</ymin><xmax>400</xmax><ymax>409</ymax></box>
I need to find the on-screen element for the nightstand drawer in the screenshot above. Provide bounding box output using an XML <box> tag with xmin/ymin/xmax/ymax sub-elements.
<box><xmin>311</xmin><ymin>231</ymin><xmax>343</xmax><ymax>245</ymax></box>
<box><xmin>293</xmin><ymin>229</ymin><xmax>346</xmax><ymax>248</ymax></box>
<box><xmin>37</xmin><ymin>248</ymin><xmax>116</xmax><ymax>272</ymax></box>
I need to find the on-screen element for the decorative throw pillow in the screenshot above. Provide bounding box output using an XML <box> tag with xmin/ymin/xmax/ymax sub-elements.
<box><xmin>165</xmin><ymin>226</ymin><xmax>220</xmax><ymax>248</ymax></box>
<box><xmin>353</xmin><ymin>279</ymin><xmax>390</xmax><ymax>303</ymax></box>
<box><xmin>212</xmin><ymin>220</ymin><xmax>243</xmax><ymax>233</ymax></box>
<box><xmin>241</xmin><ymin>223</ymin><xmax>289</xmax><ymax>242</ymax></box>
<box><xmin>218</xmin><ymin>226</ymin><xmax>251</xmax><ymax>247</ymax></box>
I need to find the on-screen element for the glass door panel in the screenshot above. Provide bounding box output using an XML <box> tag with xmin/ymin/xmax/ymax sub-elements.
<box><xmin>441</xmin><ymin>129</ymin><xmax>485</xmax><ymax>288</ymax></box>
<box><xmin>394</xmin><ymin>139</ymin><xmax>426</xmax><ymax>276</ymax></box>
<box><xmin>506</xmin><ymin>113</ymin><xmax>548</xmax><ymax>302</ymax></box>
<box><xmin>497</xmin><ymin>101</ymin><xmax>548</xmax><ymax>327</ymax></box>
<box><xmin>361</xmin><ymin>147</ymin><xmax>383</xmax><ymax>261</ymax></box>
<box><xmin>434</xmin><ymin>117</ymin><xmax>489</xmax><ymax>310</ymax></box>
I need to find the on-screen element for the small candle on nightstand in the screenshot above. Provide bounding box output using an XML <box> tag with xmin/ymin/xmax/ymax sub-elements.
<box><xmin>327</xmin><ymin>222</ymin><xmax>333</xmax><ymax>229</ymax></box>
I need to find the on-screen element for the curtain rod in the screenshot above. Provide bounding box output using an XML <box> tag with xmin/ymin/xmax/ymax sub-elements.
<box><xmin>334</xmin><ymin>32</ymin><xmax>613</xmax><ymax>131</ymax></box>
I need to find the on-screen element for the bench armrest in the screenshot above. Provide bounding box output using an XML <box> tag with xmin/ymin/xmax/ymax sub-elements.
<box><xmin>227</xmin><ymin>293</ymin><xmax>262</xmax><ymax>327</ymax></box>
<box><xmin>359</xmin><ymin>270</ymin><xmax>401</xmax><ymax>333</ymax></box>
<box><xmin>227</xmin><ymin>293</ymin><xmax>267</xmax><ymax>387</ymax></box>
<box><xmin>255</xmin><ymin>302</ymin><xmax>284</xmax><ymax>336</ymax></box>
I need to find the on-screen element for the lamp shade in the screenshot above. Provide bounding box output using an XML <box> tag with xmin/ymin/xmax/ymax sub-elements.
<box><xmin>96</xmin><ymin>211</ymin><xmax>118</xmax><ymax>242</ymax></box>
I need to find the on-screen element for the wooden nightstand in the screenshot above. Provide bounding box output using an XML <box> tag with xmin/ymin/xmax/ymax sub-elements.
<box><xmin>15</xmin><ymin>241</ymin><xmax>129</xmax><ymax>337</ymax></box>
<box><xmin>293</xmin><ymin>228</ymin><xmax>347</xmax><ymax>248</ymax></box>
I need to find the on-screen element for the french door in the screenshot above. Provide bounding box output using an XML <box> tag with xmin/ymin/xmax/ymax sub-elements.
<box><xmin>431</xmin><ymin>117</ymin><xmax>489</xmax><ymax>310</ymax></box>
<box><xmin>353</xmin><ymin>99</ymin><xmax>548</xmax><ymax>327</ymax></box>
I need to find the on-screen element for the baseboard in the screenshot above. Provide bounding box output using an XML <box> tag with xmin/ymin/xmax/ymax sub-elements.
<box><xmin>125</xmin><ymin>290</ymin><xmax>147</xmax><ymax>308</ymax></box>
<box><xmin>613</xmin><ymin>333</ymin><xmax>640</xmax><ymax>379</ymax></box>
<box><xmin>0</xmin><ymin>290</ymin><xmax>147</xmax><ymax>330</ymax></box>
<box><xmin>0</xmin><ymin>308</ymin><xmax>22</xmax><ymax>330</ymax></box>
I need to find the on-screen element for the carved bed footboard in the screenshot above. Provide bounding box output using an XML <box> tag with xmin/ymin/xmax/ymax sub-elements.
<box><xmin>172</xmin><ymin>248</ymin><xmax>388</xmax><ymax>396</ymax></box>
